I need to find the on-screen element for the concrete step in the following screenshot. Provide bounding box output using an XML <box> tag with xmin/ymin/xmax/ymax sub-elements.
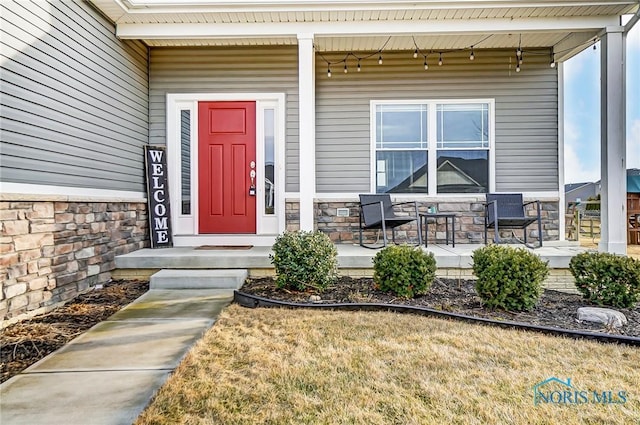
<box><xmin>150</xmin><ymin>269</ymin><xmax>248</xmax><ymax>290</ymax></box>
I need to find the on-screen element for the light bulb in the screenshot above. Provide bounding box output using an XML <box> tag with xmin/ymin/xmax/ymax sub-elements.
<box><xmin>550</xmin><ymin>60</ymin><xmax>556</xmax><ymax>68</ymax></box>
<box><xmin>469</xmin><ymin>48</ymin><xmax>475</xmax><ymax>61</ymax></box>
<box><xmin>327</xmin><ymin>67</ymin><xmax>331</xmax><ymax>78</ymax></box>
<box><xmin>424</xmin><ymin>59</ymin><xmax>429</xmax><ymax>70</ymax></box>
<box><xmin>516</xmin><ymin>64</ymin><xmax>521</xmax><ymax>72</ymax></box>
<box><xmin>344</xmin><ymin>64</ymin><xmax>348</xmax><ymax>73</ymax></box>
<box><xmin>516</xmin><ymin>47</ymin><xmax>522</xmax><ymax>58</ymax></box>
<box><xmin>413</xmin><ymin>49</ymin><xmax>418</xmax><ymax>59</ymax></box>
<box><xmin>357</xmin><ymin>61</ymin><xmax>361</xmax><ymax>72</ymax></box>
<box><xmin>378</xmin><ymin>55</ymin><xmax>383</xmax><ymax>65</ymax></box>
<box><xmin>438</xmin><ymin>53</ymin><xmax>443</xmax><ymax>66</ymax></box>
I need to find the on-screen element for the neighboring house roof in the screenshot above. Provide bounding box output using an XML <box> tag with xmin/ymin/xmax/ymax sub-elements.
<box><xmin>565</xmin><ymin>182</ymin><xmax>592</xmax><ymax>194</ymax></box>
<box><xmin>628</xmin><ymin>168</ymin><xmax>640</xmax><ymax>193</ymax></box>
<box><xmin>389</xmin><ymin>157</ymin><xmax>486</xmax><ymax>192</ymax></box>
<box><xmin>573</xmin><ymin>169</ymin><xmax>640</xmax><ymax>194</ymax></box>
<box><xmin>437</xmin><ymin>159</ymin><xmax>482</xmax><ymax>188</ymax></box>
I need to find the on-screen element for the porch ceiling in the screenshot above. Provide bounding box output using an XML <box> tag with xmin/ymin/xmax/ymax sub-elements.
<box><xmin>90</xmin><ymin>0</ymin><xmax>638</xmax><ymax>59</ymax></box>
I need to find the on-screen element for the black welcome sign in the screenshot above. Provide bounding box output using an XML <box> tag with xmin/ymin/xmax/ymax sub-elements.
<box><xmin>144</xmin><ymin>146</ymin><xmax>173</xmax><ymax>248</ymax></box>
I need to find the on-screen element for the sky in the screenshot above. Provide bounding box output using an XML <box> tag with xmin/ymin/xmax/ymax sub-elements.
<box><xmin>564</xmin><ymin>19</ymin><xmax>640</xmax><ymax>184</ymax></box>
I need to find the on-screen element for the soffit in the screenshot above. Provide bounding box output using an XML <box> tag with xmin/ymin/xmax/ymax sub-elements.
<box><xmin>89</xmin><ymin>0</ymin><xmax>637</xmax><ymax>54</ymax></box>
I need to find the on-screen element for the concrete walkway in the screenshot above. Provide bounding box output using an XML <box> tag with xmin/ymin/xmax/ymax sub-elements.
<box><xmin>0</xmin><ymin>288</ymin><xmax>234</xmax><ymax>425</ymax></box>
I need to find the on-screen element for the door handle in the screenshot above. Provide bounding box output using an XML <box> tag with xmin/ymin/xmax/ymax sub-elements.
<box><xmin>249</xmin><ymin>169</ymin><xmax>256</xmax><ymax>196</ymax></box>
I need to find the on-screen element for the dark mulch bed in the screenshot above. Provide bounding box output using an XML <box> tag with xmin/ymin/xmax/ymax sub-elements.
<box><xmin>240</xmin><ymin>277</ymin><xmax>640</xmax><ymax>338</ymax></box>
<box><xmin>1</xmin><ymin>280</ymin><xmax>149</xmax><ymax>384</ymax></box>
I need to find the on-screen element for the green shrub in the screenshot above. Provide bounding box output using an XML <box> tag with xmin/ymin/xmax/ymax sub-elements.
<box><xmin>269</xmin><ymin>230</ymin><xmax>338</xmax><ymax>292</ymax></box>
<box><xmin>569</xmin><ymin>252</ymin><xmax>640</xmax><ymax>308</ymax></box>
<box><xmin>373</xmin><ymin>245</ymin><xmax>436</xmax><ymax>298</ymax></box>
<box><xmin>472</xmin><ymin>245</ymin><xmax>549</xmax><ymax>311</ymax></box>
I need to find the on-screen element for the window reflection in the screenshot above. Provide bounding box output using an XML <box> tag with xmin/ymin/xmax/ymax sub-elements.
<box><xmin>180</xmin><ymin>110</ymin><xmax>191</xmax><ymax>215</ymax></box>
<box><xmin>436</xmin><ymin>151</ymin><xmax>488</xmax><ymax>193</ymax></box>
<box><xmin>376</xmin><ymin>104</ymin><xmax>427</xmax><ymax>149</ymax></box>
<box><xmin>376</xmin><ymin>151</ymin><xmax>428</xmax><ymax>193</ymax></box>
<box><xmin>264</xmin><ymin>109</ymin><xmax>275</xmax><ymax>215</ymax></box>
<box><xmin>437</xmin><ymin>103</ymin><xmax>489</xmax><ymax>148</ymax></box>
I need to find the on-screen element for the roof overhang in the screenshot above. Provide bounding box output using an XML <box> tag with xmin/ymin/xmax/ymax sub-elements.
<box><xmin>89</xmin><ymin>0</ymin><xmax>639</xmax><ymax>61</ymax></box>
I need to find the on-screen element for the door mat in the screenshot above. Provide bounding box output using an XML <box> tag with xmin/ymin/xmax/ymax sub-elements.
<box><xmin>195</xmin><ymin>245</ymin><xmax>254</xmax><ymax>250</ymax></box>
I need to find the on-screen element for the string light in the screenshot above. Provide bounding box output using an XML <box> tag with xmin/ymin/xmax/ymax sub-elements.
<box><xmin>316</xmin><ymin>34</ymin><xmax>598</xmax><ymax>78</ymax></box>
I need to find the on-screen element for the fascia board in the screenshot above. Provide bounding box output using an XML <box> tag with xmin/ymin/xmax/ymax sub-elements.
<box><xmin>117</xmin><ymin>15</ymin><xmax>620</xmax><ymax>39</ymax></box>
<box><xmin>119</xmin><ymin>0</ymin><xmax>639</xmax><ymax>13</ymax></box>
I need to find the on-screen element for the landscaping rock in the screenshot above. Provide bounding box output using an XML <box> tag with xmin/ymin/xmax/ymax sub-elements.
<box><xmin>309</xmin><ymin>295</ymin><xmax>322</xmax><ymax>303</ymax></box>
<box><xmin>577</xmin><ymin>307</ymin><xmax>627</xmax><ymax>328</ymax></box>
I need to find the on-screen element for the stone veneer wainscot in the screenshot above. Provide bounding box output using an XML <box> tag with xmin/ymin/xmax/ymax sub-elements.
<box><xmin>1</xmin><ymin>195</ymin><xmax>148</xmax><ymax>327</ymax></box>
<box><xmin>314</xmin><ymin>198</ymin><xmax>559</xmax><ymax>245</ymax></box>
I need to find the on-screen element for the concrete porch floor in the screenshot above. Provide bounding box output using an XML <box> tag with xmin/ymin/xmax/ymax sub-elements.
<box><xmin>115</xmin><ymin>241</ymin><xmax>589</xmax><ymax>274</ymax></box>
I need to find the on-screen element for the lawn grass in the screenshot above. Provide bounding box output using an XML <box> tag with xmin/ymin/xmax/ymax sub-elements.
<box><xmin>136</xmin><ymin>305</ymin><xmax>639</xmax><ymax>425</ymax></box>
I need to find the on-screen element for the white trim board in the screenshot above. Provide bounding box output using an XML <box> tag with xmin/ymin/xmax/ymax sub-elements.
<box><xmin>285</xmin><ymin>192</ymin><xmax>561</xmax><ymax>201</ymax></box>
<box><xmin>0</xmin><ymin>183</ymin><xmax>146</xmax><ymax>202</ymax></box>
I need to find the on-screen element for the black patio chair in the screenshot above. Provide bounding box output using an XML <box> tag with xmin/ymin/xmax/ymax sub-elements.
<box><xmin>358</xmin><ymin>194</ymin><xmax>422</xmax><ymax>249</ymax></box>
<box><xmin>484</xmin><ymin>193</ymin><xmax>543</xmax><ymax>248</ymax></box>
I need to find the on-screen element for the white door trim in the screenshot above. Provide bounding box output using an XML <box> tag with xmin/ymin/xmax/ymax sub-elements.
<box><xmin>166</xmin><ymin>93</ymin><xmax>286</xmax><ymax>244</ymax></box>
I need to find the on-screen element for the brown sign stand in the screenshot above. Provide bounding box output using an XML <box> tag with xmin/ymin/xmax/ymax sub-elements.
<box><xmin>144</xmin><ymin>146</ymin><xmax>173</xmax><ymax>248</ymax></box>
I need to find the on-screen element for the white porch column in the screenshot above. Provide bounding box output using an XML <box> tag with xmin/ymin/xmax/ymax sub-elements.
<box><xmin>599</xmin><ymin>27</ymin><xmax>627</xmax><ymax>254</ymax></box>
<box><xmin>558</xmin><ymin>62</ymin><xmax>566</xmax><ymax>241</ymax></box>
<box><xmin>297</xmin><ymin>33</ymin><xmax>316</xmax><ymax>231</ymax></box>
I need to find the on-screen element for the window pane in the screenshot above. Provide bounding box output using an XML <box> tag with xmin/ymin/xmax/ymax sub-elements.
<box><xmin>437</xmin><ymin>103</ymin><xmax>488</xmax><ymax>148</ymax></box>
<box><xmin>376</xmin><ymin>104</ymin><xmax>427</xmax><ymax>149</ymax></box>
<box><xmin>180</xmin><ymin>110</ymin><xmax>191</xmax><ymax>215</ymax></box>
<box><xmin>264</xmin><ymin>109</ymin><xmax>275</xmax><ymax>215</ymax></box>
<box><xmin>436</xmin><ymin>150</ymin><xmax>488</xmax><ymax>193</ymax></box>
<box><xmin>376</xmin><ymin>151</ymin><xmax>428</xmax><ymax>193</ymax></box>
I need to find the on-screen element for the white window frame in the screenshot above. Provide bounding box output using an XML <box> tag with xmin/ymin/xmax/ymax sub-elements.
<box><xmin>370</xmin><ymin>99</ymin><xmax>496</xmax><ymax>196</ymax></box>
<box><xmin>167</xmin><ymin>93</ymin><xmax>286</xmax><ymax>238</ymax></box>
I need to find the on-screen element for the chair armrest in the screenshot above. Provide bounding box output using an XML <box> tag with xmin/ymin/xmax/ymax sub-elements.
<box><xmin>391</xmin><ymin>201</ymin><xmax>419</xmax><ymax>208</ymax></box>
<box><xmin>360</xmin><ymin>200</ymin><xmax>385</xmax><ymax>207</ymax></box>
<box><xmin>391</xmin><ymin>201</ymin><xmax>420</xmax><ymax>218</ymax></box>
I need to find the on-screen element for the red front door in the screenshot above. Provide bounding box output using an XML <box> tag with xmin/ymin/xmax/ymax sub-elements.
<box><xmin>198</xmin><ymin>101</ymin><xmax>256</xmax><ymax>234</ymax></box>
